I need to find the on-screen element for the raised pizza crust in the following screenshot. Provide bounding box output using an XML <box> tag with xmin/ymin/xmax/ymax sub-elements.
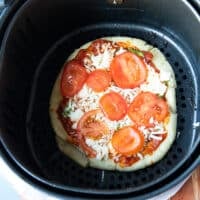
<box><xmin>49</xmin><ymin>36</ymin><xmax>177</xmax><ymax>171</ymax></box>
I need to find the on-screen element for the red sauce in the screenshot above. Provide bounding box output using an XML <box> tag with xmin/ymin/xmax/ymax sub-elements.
<box><xmin>56</xmin><ymin>98</ymin><xmax>79</xmax><ymax>145</ymax></box>
<box><xmin>142</xmin><ymin>134</ymin><xmax>167</xmax><ymax>155</ymax></box>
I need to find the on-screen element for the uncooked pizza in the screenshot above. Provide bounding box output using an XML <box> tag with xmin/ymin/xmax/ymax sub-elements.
<box><xmin>49</xmin><ymin>37</ymin><xmax>177</xmax><ymax>171</ymax></box>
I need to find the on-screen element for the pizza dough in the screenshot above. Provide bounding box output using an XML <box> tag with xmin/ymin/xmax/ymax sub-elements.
<box><xmin>49</xmin><ymin>36</ymin><xmax>177</xmax><ymax>171</ymax></box>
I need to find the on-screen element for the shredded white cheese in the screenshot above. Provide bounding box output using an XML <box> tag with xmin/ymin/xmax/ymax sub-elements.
<box><xmin>109</xmin><ymin>85</ymin><xmax>140</xmax><ymax>104</ymax></box>
<box><xmin>95</xmin><ymin>112</ymin><xmax>133</xmax><ymax>132</ymax></box>
<box><xmin>139</xmin><ymin>118</ymin><xmax>166</xmax><ymax>141</ymax></box>
<box><xmin>85</xmin><ymin>135</ymin><xmax>111</xmax><ymax>160</ymax></box>
<box><xmin>83</xmin><ymin>43</ymin><xmax>116</xmax><ymax>72</ymax></box>
<box><xmin>140</xmin><ymin>65</ymin><xmax>167</xmax><ymax>96</ymax></box>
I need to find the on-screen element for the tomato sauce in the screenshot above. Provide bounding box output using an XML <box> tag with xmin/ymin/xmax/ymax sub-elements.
<box><xmin>56</xmin><ymin>98</ymin><xmax>79</xmax><ymax>145</ymax></box>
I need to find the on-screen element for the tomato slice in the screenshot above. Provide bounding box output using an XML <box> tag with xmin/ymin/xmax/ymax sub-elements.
<box><xmin>86</xmin><ymin>69</ymin><xmax>111</xmax><ymax>92</ymax></box>
<box><xmin>111</xmin><ymin>126</ymin><xmax>144</xmax><ymax>156</ymax></box>
<box><xmin>128</xmin><ymin>92</ymin><xmax>169</xmax><ymax>126</ymax></box>
<box><xmin>60</xmin><ymin>60</ymin><xmax>88</xmax><ymax>97</ymax></box>
<box><xmin>75</xmin><ymin>49</ymin><xmax>89</xmax><ymax>64</ymax></box>
<box><xmin>77</xmin><ymin>109</ymin><xmax>109</xmax><ymax>139</ymax></box>
<box><xmin>110</xmin><ymin>52</ymin><xmax>147</xmax><ymax>88</ymax></box>
<box><xmin>99</xmin><ymin>92</ymin><xmax>127</xmax><ymax>121</ymax></box>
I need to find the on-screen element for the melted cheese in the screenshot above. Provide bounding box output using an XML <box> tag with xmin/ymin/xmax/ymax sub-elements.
<box><xmin>85</xmin><ymin>135</ymin><xmax>110</xmax><ymax>160</ymax></box>
<box><xmin>84</xmin><ymin>43</ymin><xmax>115</xmax><ymax>72</ymax></box>
<box><xmin>63</xmin><ymin>40</ymin><xmax>172</xmax><ymax>161</ymax></box>
<box><xmin>140</xmin><ymin>65</ymin><xmax>167</xmax><ymax>96</ymax></box>
<box><xmin>139</xmin><ymin>118</ymin><xmax>166</xmax><ymax>141</ymax></box>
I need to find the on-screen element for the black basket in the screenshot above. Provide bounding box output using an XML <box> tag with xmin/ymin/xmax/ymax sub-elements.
<box><xmin>0</xmin><ymin>0</ymin><xmax>199</xmax><ymax>199</ymax></box>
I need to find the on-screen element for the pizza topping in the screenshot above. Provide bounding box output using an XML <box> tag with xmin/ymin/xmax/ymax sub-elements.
<box><xmin>140</xmin><ymin>64</ymin><xmax>167</xmax><ymax>96</ymax></box>
<box><xmin>57</xmin><ymin>38</ymin><xmax>174</xmax><ymax>166</ymax></box>
<box><xmin>77</xmin><ymin>109</ymin><xmax>109</xmax><ymax>139</ymax></box>
<box><xmin>143</xmin><ymin>51</ymin><xmax>153</xmax><ymax>63</ymax></box>
<box><xmin>84</xmin><ymin>40</ymin><xmax>116</xmax><ymax>72</ymax></box>
<box><xmin>99</xmin><ymin>92</ymin><xmax>127</xmax><ymax>121</ymax></box>
<box><xmin>128</xmin><ymin>47</ymin><xmax>144</xmax><ymax>57</ymax></box>
<box><xmin>85</xmin><ymin>135</ymin><xmax>110</xmax><ymax>160</ymax></box>
<box><xmin>60</xmin><ymin>60</ymin><xmax>88</xmax><ymax>97</ymax></box>
<box><xmin>78</xmin><ymin>132</ymin><xmax>97</xmax><ymax>158</ymax></box>
<box><xmin>111</xmin><ymin>126</ymin><xmax>145</xmax><ymax>156</ymax></box>
<box><xmin>128</xmin><ymin>92</ymin><xmax>169</xmax><ymax>127</ymax></box>
<box><xmin>86</xmin><ymin>69</ymin><xmax>111</xmax><ymax>92</ymax></box>
<box><xmin>110</xmin><ymin>52</ymin><xmax>147</xmax><ymax>88</ymax></box>
<box><xmin>139</xmin><ymin>118</ymin><xmax>167</xmax><ymax>141</ymax></box>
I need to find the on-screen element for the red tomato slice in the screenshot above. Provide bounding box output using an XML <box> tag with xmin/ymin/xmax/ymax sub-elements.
<box><xmin>99</xmin><ymin>92</ymin><xmax>127</xmax><ymax>121</ymax></box>
<box><xmin>128</xmin><ymin>92</ymin><xmax>169</xmax><ymax>126</ymax></box>
<box><xmin>60</xmin><ymin>60</ymin><xmax>88</xmax><ymax>97</ymax></box>
<box><xmin>110</xmin><ymin>52</ymin><xmax>147</xmax><ymax>88</ymax></box>
<box><xmin>111</xmin><ymin>126</ymin><xmax>144</xmax><ymax>156</ymax></box>
<box><xmin>75</xmin><ymin>49</ymin><xmax>89</xmax><ymax>64</ymax></box>
<box><xmin>86</xmin><ymin>69</ymin><xmax>111</xmax><ymax>92</ymax></box>
<box><xmin>77</xmin><ymin>109</ymin><xmax>109</xmax><ymax>139</ymax></box>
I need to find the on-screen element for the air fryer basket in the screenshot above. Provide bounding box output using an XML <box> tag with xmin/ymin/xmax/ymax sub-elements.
<box><xmin>0</xmin><ymin>0</ymin><xmax>199</xmax><ymax>199</ymax></box>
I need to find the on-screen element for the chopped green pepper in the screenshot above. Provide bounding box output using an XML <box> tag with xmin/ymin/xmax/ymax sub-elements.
<box><xmin>128</xmin><ymin>47</ymin><xmax>144</xmax><ymax>57</ymax></box>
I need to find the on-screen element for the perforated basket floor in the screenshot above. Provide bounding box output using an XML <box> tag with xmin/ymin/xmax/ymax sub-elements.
<box><xmin>25</xmin><ymin>23</ymin><xmax>199</xmax><ymax>194</ymax></box>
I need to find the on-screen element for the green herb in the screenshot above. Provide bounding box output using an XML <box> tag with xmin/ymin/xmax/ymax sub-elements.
<box><xmin>128</xmin><ymin>47</ymin><xmax>144</xmax><ymax>57</ymax></box>
<box><xmin>63</xmin><ymin>106</ymin><xmax>72</xmax><ymax>118</ymax></box>
<box><xmin>116</xmin><ymin>124</ymin><xmax>121</xmax><ymax>131</ymax></box>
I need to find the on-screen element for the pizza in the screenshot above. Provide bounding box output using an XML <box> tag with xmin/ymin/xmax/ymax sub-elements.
<box><xmin>49</xmin><ymin>36</ymin><xmax>177</xmax><ymax>171</ymax></box>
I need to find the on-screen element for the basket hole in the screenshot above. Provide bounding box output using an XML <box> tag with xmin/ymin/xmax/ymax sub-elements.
<box><xmin>182</xmin><ymin>75</ymin><xmax>187</xmax><ymax>80</ymax></box>
<box><xmin>178</xmin><ymin>126</ymin><xmax>184</xmax><ymax>131</ymax></box>
<box><xmin>153</xmin><ymin>43</ymin><xmax>158</xmax><ymax>48</ymax></box>
<box><xmin>118</xmin><ymin>175</ymin><xmax>124</xmax><ymax>181</ymax></box>
<box><xmin>177</xmin><ymin>147</ymin><xmax>183</xmax><ymax>153</ymax></box>
<box><xmin>172</xmin><ymin>154</ymin><xmax>178</xmax><ymax>160</ymax></box>
<box><xmin>141</xmin><ymin>176</ymin><xmax>147</xmax><ymax>182</ymax></box>
<box><xmin>148</xmin><ymin>173</ymin><xmax>154</xmax><ymax>179</ymax></box>
<box><xmin>174</xmin><ymin>62</ymin><xmax>179</xmax><ymax>67</ymax></box>
<box><xmin>181</xmin><ymin>96</ymin><xmax>185</xmax><ymax>100</ymax></box>
<box><xmin>110</xmin><ymin>174</ymin><xmax>116</xmax><ymax>180</ymax></box>
<box><xmin>156</xmin><ymin>169</ymin><xmax>162</xmax><ymax>175</ymax></box>
<box><xmin>177</xmin><ymin>80</ymin><xmax>181</xmax><ymax>85</ymax></box>
<box><xmin>181</xmin><ymin>103</ymin><xmax>186</xmax><ymax>108</ymax></box>
<box><xmin>160</xmin><ymin>48</ymin><xmax>164</xmax><ymax>52</ymax></box>
<box><xmin>167</xmin><ymin>160</ymin><xmax>172</xmax><ymax>166</ymax></box>
<box><xmin>179</xmin><ymin>88</ymin><xmax>184</xmax><ymax>92</ymax></box>
<box><xmin>133</xmin><ymin>180</ymin><xmax>138</xmax><ymax>185</ymax></box>
<box><xmin>179</xmin><ymin>68</ymin><xmax>184</xmax><ymax>73</ymax></box>
<box><xmin>180</xmin><ymin>118</ymin><xmax>185</xmax><ymax>123</ymax></box>
<box><xmin>165</xmin><ymin>52</ymin><xmax>170</xmax><ymax>58</ymax></box>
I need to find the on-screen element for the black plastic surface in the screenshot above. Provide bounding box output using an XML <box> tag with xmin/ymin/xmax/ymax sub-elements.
<box><xmin>0</xmin><ymin>0</ymin><xmax>199</xmax><ymax>199</ymax></box>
